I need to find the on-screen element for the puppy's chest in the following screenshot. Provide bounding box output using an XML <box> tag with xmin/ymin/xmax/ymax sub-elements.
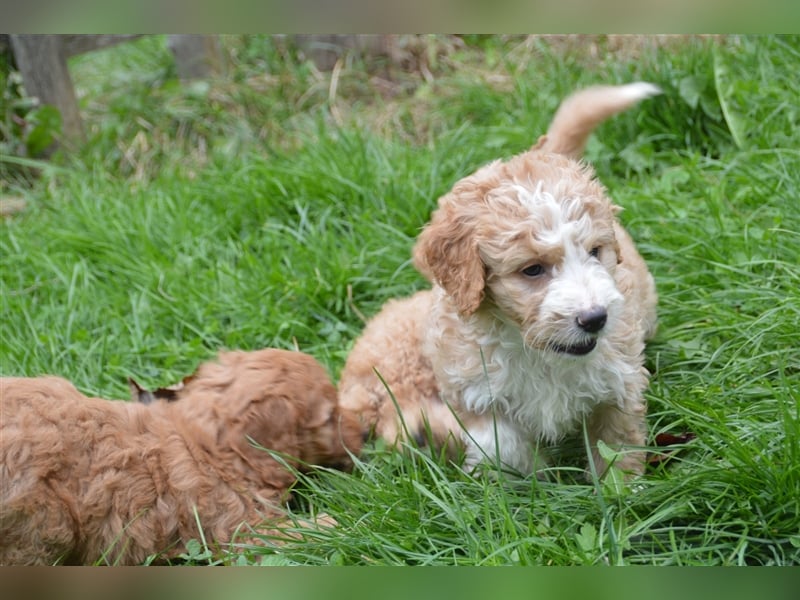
<box><xmin>460</xmin><ymin>353</ymin><xmax>627</xmax><ymax>442</ymax></box>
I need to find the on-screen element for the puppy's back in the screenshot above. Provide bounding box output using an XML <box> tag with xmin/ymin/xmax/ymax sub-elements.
<box><xmin>2</xmin><ymin>375</ymin><xmax>85</xmax><ymax>406</ymax></box>
<box><xmin>0</xmin><ymin>376</ymin><xmax>142</xmax><ymax>565</ymax></box>
<box><xmin>182</xmin><ymin>349</ymin><xmax>334</xmax><ymax>403</ymax></box>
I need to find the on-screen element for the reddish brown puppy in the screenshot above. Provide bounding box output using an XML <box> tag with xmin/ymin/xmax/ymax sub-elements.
<box><xmin>0</xmin><ymin>349</ymin><xmax>361</xmax><ymax>565</ymax></box>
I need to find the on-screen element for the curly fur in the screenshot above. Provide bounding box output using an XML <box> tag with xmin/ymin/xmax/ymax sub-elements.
<box><xmin>0</xmin><ymin>349</ymin><xmax>362</xmax><ymax>565</ymax></box>
<box><xmin>340</xmin><ymin>82</ymin><xmax>659</xmax><ymax>477</ymax></box>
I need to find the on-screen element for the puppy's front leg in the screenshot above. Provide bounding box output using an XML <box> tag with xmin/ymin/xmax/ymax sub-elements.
<box><xmin>462</xmin><ymin>415</ymin><xmax>543</xmax><ymax>476</ymax></box>
<box><xmin>585</xmin><ymin>398</ymin><xmax>647</xmax><ymax>479</ymax></box>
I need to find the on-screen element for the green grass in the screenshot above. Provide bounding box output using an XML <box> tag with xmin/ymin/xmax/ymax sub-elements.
<box><xmin>2</xmin><ymin>34</ymin><xmax>799</xmax><ymax>565</ymax></box>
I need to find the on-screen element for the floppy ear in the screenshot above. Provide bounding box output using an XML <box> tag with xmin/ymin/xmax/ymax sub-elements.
<box><xmin>413</xmin><ymin>201</ymin><xmax>486</xmax><ymax>316</ymax></box>
<box><xmin>224</xmin><ymin>394</ymin><xmax>302</xmax><ymax>487</ymax></box>
<box><xmin>228</xmin><ymin>396</ymin><xmax>296</xmax><ymax>456</ymax></box>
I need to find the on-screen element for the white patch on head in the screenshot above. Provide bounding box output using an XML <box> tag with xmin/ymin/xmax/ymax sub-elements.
<box><xmin>511</xmin><ymin>182</ymin><xmax>556</xmax><ymax>214</ymax></box>
<box><xmin>509</xmin><ymin>181</ymin><xmax>595</xmax><ymax>246</ymax></box>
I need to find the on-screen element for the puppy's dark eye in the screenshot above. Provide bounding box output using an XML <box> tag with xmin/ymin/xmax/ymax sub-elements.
<box><xmin>589</xmin><ymin>246</ymin><xmax>601</xmax><ymax>258</ymax></box>
<box><xmin>522</xmin><ymin>264</ymin><xmax>544</xmax><ymax>277</ymax></box>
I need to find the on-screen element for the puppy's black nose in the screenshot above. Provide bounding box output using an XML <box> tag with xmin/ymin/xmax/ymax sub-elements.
<box><xmin>577</xmin><ymin>306</ymin><xmax>607</xmax><ymax>333</ymax></box>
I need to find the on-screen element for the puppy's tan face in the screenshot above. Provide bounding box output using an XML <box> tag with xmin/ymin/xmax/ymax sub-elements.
<box><xmin>414</xmin><ymin>152</ymin><xmax>624</xmax><ymax>356</ymax></box>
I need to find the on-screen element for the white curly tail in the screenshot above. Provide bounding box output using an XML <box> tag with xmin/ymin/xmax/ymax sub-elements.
<box><xmin>535</xmin><ymin>82</ymin><xmax>662</xmax><ymax>159</ymax></box>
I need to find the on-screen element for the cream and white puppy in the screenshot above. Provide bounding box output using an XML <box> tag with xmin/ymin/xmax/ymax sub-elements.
<box><xmin>340</xmin><ymin>82</ymin><xmax>660</xmax><ymax>478</ymax></box>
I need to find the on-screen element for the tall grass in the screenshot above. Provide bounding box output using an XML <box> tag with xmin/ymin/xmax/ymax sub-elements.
<box><xmin>2</xmin><ymin>34</ymin><xmax>798</xmax><ymax>565</ymax></box>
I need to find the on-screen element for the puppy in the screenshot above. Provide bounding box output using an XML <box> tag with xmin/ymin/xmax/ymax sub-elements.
<box><xmin>0</xmin><ymin>349</ymin><xmax>362</xmax><ymax>565</ymax></box>
<box><xmin>340</xmin><ymin>83</ymin><xmax>659</xmax><ymax>478</ymax></box>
